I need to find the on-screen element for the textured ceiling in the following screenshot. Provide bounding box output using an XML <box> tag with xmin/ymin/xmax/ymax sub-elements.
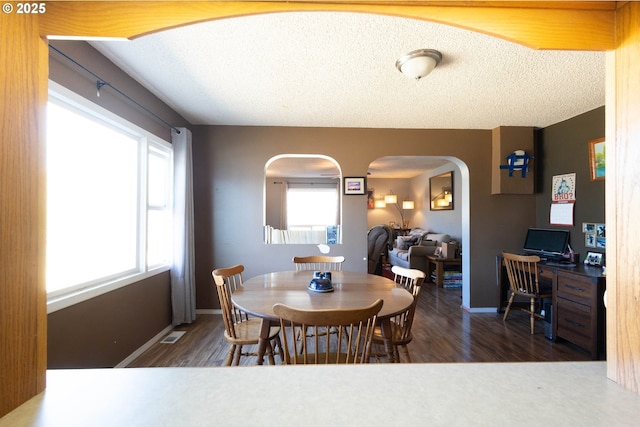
<box><xmin>91</xmin><ymin>11</ymin><xmax>606</xmax><ymax>131</ymax></box>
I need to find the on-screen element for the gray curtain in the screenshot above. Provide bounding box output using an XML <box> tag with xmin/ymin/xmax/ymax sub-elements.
<box><xmin>170</xmin><ymin>127</ymin><xmax>196</xmax><ymax>325</ymax></box>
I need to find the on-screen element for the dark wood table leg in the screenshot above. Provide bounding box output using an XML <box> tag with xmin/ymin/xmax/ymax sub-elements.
<box><xmin>255</xmin><ymin>318</ymin><xmax>271</xmax><ymax>365</ymax></box>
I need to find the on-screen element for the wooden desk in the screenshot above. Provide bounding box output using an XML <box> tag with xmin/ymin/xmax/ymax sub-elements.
<box><xmin>233</xmin><ymin>270</ymin><xmax>414</xmax><ymax>364</ymax></box>
<box><xmin>427</xmin><ymin>255</ymin><xmax>462</xmax><ymax>287</ymax></box>
<box><xmin>496</xmin><ymin>255</ymin><xmax>606</xmax><ymax>359</ymax></box>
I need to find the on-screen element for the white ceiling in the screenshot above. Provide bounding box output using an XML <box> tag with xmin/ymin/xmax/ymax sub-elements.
<box><xmin>91</xmin><ymin>11</ymin><xmax>605</xmax><ymax>130</ymax></box>
<box><xmin>89</xmin><ymin>11</ymin><xmax>605</xmax><ymax>177</ymax></box>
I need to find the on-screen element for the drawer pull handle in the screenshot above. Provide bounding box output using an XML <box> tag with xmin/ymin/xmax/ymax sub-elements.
<box><xmin>564</xmin><ymin>318</ymin><xmax>586</xmax><ymax>328</ymax></box>
<box><xmin>565</xmin><ymin>284</ymin><xmax>586</xmax><ymax>293</ymax></box>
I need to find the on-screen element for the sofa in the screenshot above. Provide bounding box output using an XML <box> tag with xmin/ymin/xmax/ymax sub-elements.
<box><xmin>387</xmin><ymin>228</ymin><xmax>451</xmax><ymax>273</ymax></box>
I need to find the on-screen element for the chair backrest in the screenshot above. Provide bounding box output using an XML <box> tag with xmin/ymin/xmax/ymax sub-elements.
<box><xmin>391</xmin><ymin>265</ymin><xmax>425</xmax><ymax>297</ymax></box>
<box><xmin>273</xmin><ymin>299</ymin><xmax>383</xmax><ymax>364</ymax></box>
<box><xmin>502</xmin><ymin>252</ymin><xmax>542</xmax><ymax>296</ymax></box>
<box><xmin>212</xmin><ymin>264</ymin><xmax>247</xmax><ymax>339</ymax></box>
<box><xmin>389</xmin><ymin>266</ymin><xmax>425</xmax><ymax>341</ymax></box>
<box><xmin>292</xmin><ymin>255</ymin><xmax>345</xmax><ymax>271</ymax></box>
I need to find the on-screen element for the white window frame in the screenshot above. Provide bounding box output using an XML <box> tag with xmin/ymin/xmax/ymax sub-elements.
<box><xmin>46</xmin><ymin>81</ymin><xmax>173</xmax><ymax>313</ymax></box>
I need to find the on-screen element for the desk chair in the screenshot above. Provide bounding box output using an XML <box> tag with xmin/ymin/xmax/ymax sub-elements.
<box><xmin>273</xmin><ymin>299</ymin><xmax>383</xmax><ymax>364</ymax></box>
<box><xmin>292</xmin><ymin>255</ymin><xmax>345</xmax><ymax>271</ymax></box>
<box><xmin>371</xmin><ymin>265</ymin><xmax>425</xmax><ymax>362</ymax></box>
<box><xmin>212</xmin><ymin>265</ymin><xmax>283</xmax><ymax>366</ymax></box>
<box><xmin>502</xmin><ymin>252</ymin><xmax>552</xmax><ymax>334</ymax></box>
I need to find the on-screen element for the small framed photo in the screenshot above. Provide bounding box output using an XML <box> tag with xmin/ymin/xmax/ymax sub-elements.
<box><xmin>596</xmin><ymin>223</ymin><xmax>606</xmax><ymax>237</ymax></box>
<box><xmin>582</xmin><ymin>222</ymin><xmax>595</xmax><ymax>233</ymax></box>
<box><xmin>585</xmin><ymin>233</ymin><xmax>596</xmax><ymax>248</ymax></box>
<box><xmin>344</xmin><ymin>177</ymin><xmax>366</xmax><ymax>195</ymax></box>
<box><xmin>588</xmin><ymin>137</ymin><xmax>605</xmax><ymax>181</ymax></box>
<box><xmin>584</xmin><ymin>251</ymin><xmax>604</xmax><ymax>267</ymax></box>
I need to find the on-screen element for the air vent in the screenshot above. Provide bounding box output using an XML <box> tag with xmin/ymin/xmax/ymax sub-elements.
<box><xmin>160</xmin><ymin>331</ymin><xmax>185</xmax><ymax>344</ymax></box>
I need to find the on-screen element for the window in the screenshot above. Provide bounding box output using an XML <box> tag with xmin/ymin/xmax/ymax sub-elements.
<box><xmin>46</xmin><ymin>82</ymin><xmax>173</xmax><ymax>307</ymax></box>
<box><xmin>286</xmin><ymin>184</ymin><xmax>339</xmax><ymax>230</ymax></box>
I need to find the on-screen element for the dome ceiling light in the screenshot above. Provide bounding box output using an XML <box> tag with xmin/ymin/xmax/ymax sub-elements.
<box><xmin>396</xmin><ymin>49</ymin><xmax>443</xmax><ymax>80</ymax></box>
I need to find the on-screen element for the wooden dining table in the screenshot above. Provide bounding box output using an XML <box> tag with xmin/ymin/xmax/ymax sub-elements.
<box><xmin>232</xmin><ymin>270</ymin><xmax>415</xmax><ymax>364</ymax></box>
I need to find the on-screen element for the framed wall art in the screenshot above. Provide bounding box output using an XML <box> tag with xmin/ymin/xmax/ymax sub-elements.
<box><xmin>588</xmin><ymin>137</ymin><xmax>605</xmax><ymax>181</ymax></box>
<box><xmin>344</xmin><ymin>177</ymin><xmax>366</xmax><ymax>195</ymax></box>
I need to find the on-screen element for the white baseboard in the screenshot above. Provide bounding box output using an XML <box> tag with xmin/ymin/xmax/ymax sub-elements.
<box><xmin>196</xmin><ymin>309</ymin><xmax>222</xmax><ymax>315</ymax></box>
<box><xmin>115</xmin><ymin>324</ymin><xmax>174</xmax><ymax>368</ymax></box>
<box><xmin>115</xmin><ymin>310</ymin><xmax>222</xmax><ymax>368</ymax></box>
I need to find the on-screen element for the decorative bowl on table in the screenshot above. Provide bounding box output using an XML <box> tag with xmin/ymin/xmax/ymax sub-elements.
<box><xmin>308</xmin><ymin>271</ymin><xmax>333</xmax><ymax>293</ymax></box>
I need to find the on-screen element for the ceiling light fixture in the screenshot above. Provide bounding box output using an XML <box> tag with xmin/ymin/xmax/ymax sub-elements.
<box><xmin>396</xmin><ymin>49</ymin><xmax>442</xmax><ymax>80</ymax></box>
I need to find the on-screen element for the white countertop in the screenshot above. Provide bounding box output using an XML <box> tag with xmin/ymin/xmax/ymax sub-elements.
<box><xmin>2</xmin><ymin>362</ymin><xmax>639</xmax><ymax>426</ymax></box>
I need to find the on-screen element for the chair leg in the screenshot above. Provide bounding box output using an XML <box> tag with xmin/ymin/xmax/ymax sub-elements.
<box><xmin>400</xmin><ymin>345</ymin><xmax>411</xmax><ymax>363</ymax></box>
<box><xmin>529</xmin><ymin>297</ymin><xmax>536</xmax><ymax>335</ymax></box>
<box><xmin>233</xmin><ymin>345</ymin><xmax>243</xmax><ymax>365</ymax></box>
<box><xmin>274</xmin><ymin>335</ymin><xmax>284</xmax><ymax>361</ymax></box>
<box><xmin>503</xmin><ymin>292</ymin><xmax>515</xmax><ymax>321</ymax></box>
<box><xmin>224</xmin><ymin>344</ymin><xmax>236</xmax><ymax>366</ymax></box>
<box><xmin>266</xmin><ymin>341</ymin><xmax>276</xmax><ymax>365</ymax></box>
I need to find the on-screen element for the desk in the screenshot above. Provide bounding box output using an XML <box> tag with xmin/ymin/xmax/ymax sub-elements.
<box><xmin>427</xmin><ymin>255</ymin><xmax>462</xmax><ymax>287</ymax></box>
<box><xmin>233</xmin><ymin>270</ymin><xmax>414</xmax><ymax>364</ymax></box>
<box><xmin>496</xmin><ymin>255</ymin><xmax>606</xmax><ymax>359</ymax></box>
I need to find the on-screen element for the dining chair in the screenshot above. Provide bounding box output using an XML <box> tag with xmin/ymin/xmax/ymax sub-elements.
<box><xmin>371</xmin><ymin>265</ymin><xmax>425</xmax><ymax>362</ymax></box>
<box><xmin>292</xmin><ymin>255</ymin><xmax>345</xmax><ymax>349</ymax></box>
<box><xmin>502</xmin><ymin>252</ymin><xmax>552</xmax><ymax>334</ymax></box>
<box><xmin>292</xmin><ymin>255</ymin><xmax>345</xmax><ymax>271</ymax></box>
<box><xmin>273</xmin><ymin>299</ymin><xmax>383</xmax><ymax>364</ymax></box>
<box><xmin>212</xmin><ymin>264</ymin><xmax>283</xmax><ymax>366</ymax></box>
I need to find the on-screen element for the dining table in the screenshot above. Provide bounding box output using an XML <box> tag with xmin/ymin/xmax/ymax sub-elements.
<box><xmin>232</xmin><ymin>270</ymin><xmax>415</xmax><ymax>364</ymax></box>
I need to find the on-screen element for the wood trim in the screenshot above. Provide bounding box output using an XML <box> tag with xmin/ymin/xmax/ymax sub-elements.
<box><xmin>2</xmin><ymin>0</ymin><xmax>639</xmax><ymax>417</ymax></box>
<box><xmin>41</xmin><ymin>1</ymin><xmax>614</xmax><ymax>50</ymax></box>
<box><xmin>609</xmin><ymin>0</ymin><xmax>640</xmax><ymax>394</ymax></box>
<box><xmin>0</xmin><ymin>13</ymin><xmax>48</xmax><ymax>416</ymax></box>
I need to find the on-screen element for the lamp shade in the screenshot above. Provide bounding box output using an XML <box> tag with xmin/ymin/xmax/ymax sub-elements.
<box><xmin>402</xmin><ymin>200</ymin><xmax>415</xmax><ymax>210</ymax></box>
<box><xmin>384</xmin><ymin>194</ymin><xmax>398</xmax><ymax>204</ymax></box>
<box><xmin>396</xmin><ymin>49</ymin><xmax>442</xmax><ymax>80</ymax></box>
<box><xmin>374</xmin><ymin>199</ymin><xmax>387</xmax><ymax>208</ymax></box>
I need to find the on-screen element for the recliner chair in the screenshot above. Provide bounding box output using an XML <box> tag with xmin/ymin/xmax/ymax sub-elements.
<box><xmin>367</xmin><ymin>225</ymin><xmax>394</xmax><ymax>274</ymax></box>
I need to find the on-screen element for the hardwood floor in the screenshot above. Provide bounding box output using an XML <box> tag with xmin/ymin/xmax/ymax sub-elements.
<box><xmin>127</xmin><ymin>282</ymin><xmax>592</xmax><ymax>367</ymax></box>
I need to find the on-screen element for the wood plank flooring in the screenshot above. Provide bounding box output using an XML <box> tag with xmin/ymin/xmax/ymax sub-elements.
<box><xmin>127</xmin><ymin>282</ymin><xmax>592</xmax><ymax>367</ymax></box>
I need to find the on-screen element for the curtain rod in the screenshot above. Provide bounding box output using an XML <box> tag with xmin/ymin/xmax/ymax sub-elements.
<box><xmin>49</xmin><ymin>44</ymin><xmax>181</xmax><ymax>135</ymax></box>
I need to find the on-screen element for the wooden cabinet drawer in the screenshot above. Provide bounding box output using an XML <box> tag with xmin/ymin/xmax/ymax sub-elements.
<box><xmin>556</xmin><ymin>297</ymin><xmax>593</xmax><ymax>350</ymax></box>
<box><xmin>556</xmin><ymin>272</ymin><xmax>595</xmax><ymax>304</ymax></box>
<box><xmin>538</xmin><ymin>266</ymin><xmax>554</xmax><ymax>280</ymax></box>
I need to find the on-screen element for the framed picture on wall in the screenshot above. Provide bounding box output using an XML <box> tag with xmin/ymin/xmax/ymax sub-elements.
<box><xmin>588</xmin><ymin>137</ymin><xmax>605</xmax><ymax>181</ymax></box>
<box><xmin>585</xmin><ymin>233</ymin><xmax>596</xmax><ymax>248</ymax></box>
<box><xmin>344</xmin><ymin>177</ymin><xmax>366</xmax><ymax>195</ymax></box>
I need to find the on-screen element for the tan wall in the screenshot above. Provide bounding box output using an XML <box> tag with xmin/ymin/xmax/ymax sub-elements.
<box><xmin>192</xmin><ymin>125</ymin><xmax>536</xmax><ymax>310</ymax></box>
<box><xmin>48</xmin><ymin>272</ymin><xmax>171</xmax><ymax>368</ymax></box>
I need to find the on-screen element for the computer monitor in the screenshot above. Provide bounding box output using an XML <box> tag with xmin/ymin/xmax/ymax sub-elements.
<box><xmin>522</xmin><ymin>228</ymin><xmax>570</xmax><ymax>260</ymax></box>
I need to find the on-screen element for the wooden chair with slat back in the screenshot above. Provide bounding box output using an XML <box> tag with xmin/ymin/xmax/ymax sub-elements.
<box><xmin>212</xmin><ymin>265</ymin><xmax>283</xmax><ymax>366</ymax></box>
<box><xmin>273</xmin><ymin>299</ymin><xmax>383</xmax><ymax>364</ymax></box>
<box><xmin>292</xmin><ymin>255</ymin><xmax>345</xmax><ymax>349</ymax></box>
<box><xmin>502</xmin><ymin>252</ymin><xmax>552</xmax><ymax>335</ymax></box>
<box><xmin>292</xmin><ymin>255</ymin><xmax>345</xmax><ymax>272</ymax></box>
<box><xmin>371</xmin><ymin>265</ymin><xmax>425</xmax><ymax>362</ymax></box>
